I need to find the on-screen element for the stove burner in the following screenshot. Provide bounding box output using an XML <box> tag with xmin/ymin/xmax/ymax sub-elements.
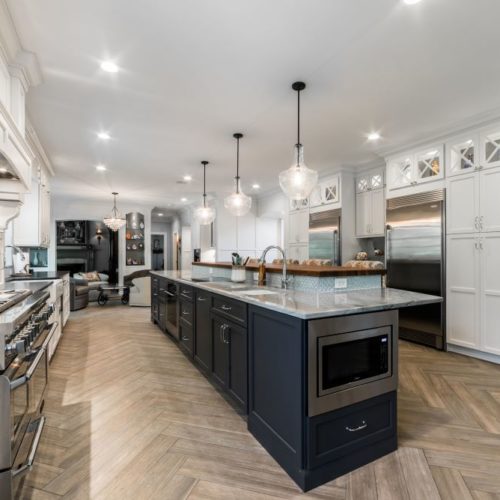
<box><xmin>0</xmin><ymin>289</ymin><xmax>32</xmax><ymax>313</ymax></box>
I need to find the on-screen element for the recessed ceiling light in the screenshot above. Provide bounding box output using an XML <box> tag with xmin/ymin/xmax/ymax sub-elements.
<box><xmin>252</xmin><ymin>184</ymin><xmax>260</xmax><ymax>189</ymax></box>
<box><xmin>157</xmin><ymin>212</ymin><xmax>164</xmax><ymax>216</ymax></box>
<box><xmin>96</xmin><ymin>164</ymin><xmax>107</xmax><ymax>171</ymax></box>
<box><xmin>367</xmin><ymin>132</ymin><xmax>381</xmax><ymax>141</ymax></box>
<box><xmin>181</xmin><ymin>197</ymin><xmax>187</xmax><ymax>202</ymax></box>
<box><xmin>100</xmin><ymin>60</ymin><xmax>119</xmax><ymax>73</ymax></box>
<box><xmin>183</xmin><ymin>175</ymin><xmax>192</xmax><ymax>182</ymax></box>
<box><xmin>97</xmin><ymin>132</ymin><xmax>111</xmax><ymax>140</ymax></box>
<box><xmin>403</xmin><ymin>0</ymin><xmax>422</xmax><ymax>4</ymax></box>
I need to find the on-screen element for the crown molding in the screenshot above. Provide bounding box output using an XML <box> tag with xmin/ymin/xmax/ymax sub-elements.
<box><xmin>0</xmin><ymin>0</ymin><xmax>42</xmax><ymax>87</ymax></box>
<box><xmin>376</xmin><ymin>107</ymin><xmax>500</xmax><ymax>159</ymax></box>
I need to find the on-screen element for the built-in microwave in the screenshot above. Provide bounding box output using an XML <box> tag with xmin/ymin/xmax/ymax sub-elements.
<box><xmin>308</xmin><ymin>311</ymin><xmax>398</xmax><ymax>417</ymax></box>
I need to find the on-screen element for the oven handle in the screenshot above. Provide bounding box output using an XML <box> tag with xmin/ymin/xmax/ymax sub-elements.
<box><xmin>11</xmin><ymin>416</ymin><xmax>45</xmax><ymax>478</ymax></box>
<box><xmin>10</xmin><ymin>322</ymin><xmax>58</xmax><ymax>391</ymax></box>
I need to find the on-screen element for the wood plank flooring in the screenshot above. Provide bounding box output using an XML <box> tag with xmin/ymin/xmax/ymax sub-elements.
<box><xmin>19</xmin><ymin>304</ymin><xmax>500</xmax><ymax>499</ymax></box>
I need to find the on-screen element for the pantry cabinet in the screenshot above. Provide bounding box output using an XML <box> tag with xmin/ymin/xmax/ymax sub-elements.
<box><xmin>13</xmin><ymin>167</ymin><xmax>51</xmax><ymax>247</ymax></box>
<box><xmin>447</xmin><ymin>232</ymin><xmax>500</xmax><ymax>355</ymax></box>
<box><xmin>447</xmin><ymin>167</ymin><xmax>500</xmax><ymax>234</ymax></box>
<box><xmin>355</xmin><ymin>169</ymin><xmax>385</xmax><ymax>238</ymax></box>
<box><xmin>288</xmin><ymin>209</ymin><xmax>309</xmax><ymax>244</ymax></box>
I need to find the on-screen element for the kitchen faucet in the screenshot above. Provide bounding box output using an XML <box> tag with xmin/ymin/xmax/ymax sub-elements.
<box><xmin>258</xmin><ymin>245</ymin><xmax>291</xmax><ymax>289</ymax></box>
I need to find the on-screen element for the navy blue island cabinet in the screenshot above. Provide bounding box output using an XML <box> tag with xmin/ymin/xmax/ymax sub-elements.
<box><xmin>247</xmin><ymin>305</ymin><xmax>398</xmax><ymax>492</ymax></box>
<box><xmin>151</xmin><ymin>278</ymin><xmax>399</xmax><ymax>492</ymax></box>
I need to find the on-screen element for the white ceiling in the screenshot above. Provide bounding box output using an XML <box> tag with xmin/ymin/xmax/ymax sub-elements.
<box><xmin>7</xmin><ymin>0</ymin><xmax>500</xmax><ymax>208</ymax></box>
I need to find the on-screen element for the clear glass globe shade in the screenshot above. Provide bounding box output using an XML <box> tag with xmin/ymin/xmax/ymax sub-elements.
<box><xmin>193</xmin><ymin>204</ymin><xmax>216</xmax><ymax>225</ymax></box>
<box><xmin>279</xmin><ymin>144</ymin><xmax>318</xmax><ymax>201</ymax></box>
<box><xmin>224</xmin><ymin>181</ymin><xmax>252</xmax><ymax>217</ymax></box>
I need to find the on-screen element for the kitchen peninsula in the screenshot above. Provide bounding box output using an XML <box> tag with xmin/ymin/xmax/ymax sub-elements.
<box><xmin>150</xmin><ymin>268</ymin><xmax>441</xmax><ymax>491</ymax></box>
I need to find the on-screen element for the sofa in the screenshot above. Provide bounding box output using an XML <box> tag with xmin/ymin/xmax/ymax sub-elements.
<box><xmin>124</xmin><ymin>270</ymin><xmax>151</xmax><ymax>307</ymax></box>
<box><xmin>73</xmin><ymin>272</ymin><xmax>109</xmax><ymax>302</ymax></box>
<box><xmin>70</xmin><ymin>278</ymin><xmax>89</xmax><ymax>311</ymax></box>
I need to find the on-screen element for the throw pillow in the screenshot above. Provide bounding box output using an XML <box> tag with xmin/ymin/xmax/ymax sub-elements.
<box><xmin>83</xmin><ymin>271</ymin><xmax>100</xmax><ymax>282</ymax></box>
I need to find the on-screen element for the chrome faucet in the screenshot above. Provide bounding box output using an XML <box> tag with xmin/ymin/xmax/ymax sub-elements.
<box><xmin>259</xmin><ymin>245</ymin><xmax>291</xmax><ymax>289</ymax></box>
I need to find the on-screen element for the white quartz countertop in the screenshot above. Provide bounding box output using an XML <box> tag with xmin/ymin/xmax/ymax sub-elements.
<box><xmin>151</xmin><ymin>270</ymin><xmax>442</xmax><ymax>320</ymax></box>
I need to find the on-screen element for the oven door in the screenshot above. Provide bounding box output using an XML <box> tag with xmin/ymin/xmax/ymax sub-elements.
<box><xmin>2</xmin><ymin>415</ymin><xmax>46</xmax><ymax>500</ymax></box>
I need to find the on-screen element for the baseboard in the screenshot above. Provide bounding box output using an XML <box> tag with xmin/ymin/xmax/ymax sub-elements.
<box><xmin>447</xmin><ymin>344</ymin><xmax>500</xmax><ymax>365</ymax></box>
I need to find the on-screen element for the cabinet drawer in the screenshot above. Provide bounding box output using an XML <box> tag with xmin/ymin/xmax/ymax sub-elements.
<box><xmin>179</xmin><ymin>285</ymin><xmax>194</xmax><ymax>302</ymax></box>
<box><xmin>179</xmin><ymin>321</ymin><xmax>194</xmax><ymax>356</ymax></box>
<box><xmin>307</xmin><ymin>392</ymin><xmax>396</xmax><ymax>469</ymax></box>
<box><xmin>179</xmin><ymin>299</ymin><xmax>193</xmax><ymax>326</ymax></box>
<box><xmin>212</xmin><ymin>295</ymin><xmax>247</xmax><ymax>325</ymax></box>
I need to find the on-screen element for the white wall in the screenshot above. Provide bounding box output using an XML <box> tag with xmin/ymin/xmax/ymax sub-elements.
<box><xmin>50</xmin><ymin>196</ymin><xmax>154</xmax><ymax>284</ymax></box>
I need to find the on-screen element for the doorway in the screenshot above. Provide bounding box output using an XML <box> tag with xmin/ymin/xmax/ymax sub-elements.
<box><xmin>151</xmin><ymin>234</ymin><xmax>166</xmax><ymax>270</ymax></box>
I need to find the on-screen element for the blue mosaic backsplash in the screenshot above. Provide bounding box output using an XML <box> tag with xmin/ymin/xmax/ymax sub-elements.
<box><xmin>191</xmin><ymin>264</ymin><xmax>382</xmax><ymax>292</ymax></box>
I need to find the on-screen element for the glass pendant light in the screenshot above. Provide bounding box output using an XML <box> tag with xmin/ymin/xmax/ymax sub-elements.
<box><xmin>224</xmin><ymin>133</ymin><xmax>252</xmax><ymax>216</ymax></box>
<box><xmin>193</xmin><ymin>161</ymin><xmax>216</xmax><ymax>225</ymax></box>
<box><xmin>103</xmin><ymin>192</ymin><xmax>126</xmax><ymax>231</ymax></box>
<box><xmin>279</xmin><ymin>81</ymin><xmax>318</xmax><ymax>200</ymax></box>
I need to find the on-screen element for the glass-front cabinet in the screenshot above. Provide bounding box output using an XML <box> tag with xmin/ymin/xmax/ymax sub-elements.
<box><xmin>447</xmin><ymin>134</ymin><xmax>479</xmax><ymax>177</ymax></box>
<box><xmin>386</xmin><ymin>145</ymin><xmax>444</xmax><ymax>191</ymax></box>
<box><xmin>479</xmin><ymin>125</ymin><xmax>500</xmax><ymax>170</ymax></box>
<box><xmin>309</xmin><ymin>175</ymin><xmax>340</xmax><ymax>208</ymax></box>
<box><xmin>356</xmin><ymin>169</ymin><xmax>384</xmax><ymax>193</ymax></box>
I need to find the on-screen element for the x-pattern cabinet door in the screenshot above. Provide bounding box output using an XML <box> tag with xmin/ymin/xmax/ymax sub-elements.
<box><xmin>447</xmin><ymin>134</ymin><xmax>479</xmax><ymax>177</ymax></box>
<box><xmin>388</xmin><ymin>156</ymin><xmax>414</xmax><ymax>190</ymax></box>
<box><xmin>414</xmin><ymin>146</ymin><xmax>444</xmax><ymax>184</ymax></box>
<box><xmin>480</xmin><ymin>126</ymin><xmax>500</xmax><ymax>170</ymax></box>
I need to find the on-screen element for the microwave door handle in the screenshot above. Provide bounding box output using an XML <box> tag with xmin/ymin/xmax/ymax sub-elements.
<box><xmin>11</xmin><ymin>416</ymin><xmax>45</xmax><ymax>478</ymax></box>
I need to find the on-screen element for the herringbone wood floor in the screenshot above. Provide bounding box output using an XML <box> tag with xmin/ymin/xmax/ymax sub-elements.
<box><xmin>19</xmin><ymin>304</ymin><xmax>500</xmax><ymax>499</ymax></box>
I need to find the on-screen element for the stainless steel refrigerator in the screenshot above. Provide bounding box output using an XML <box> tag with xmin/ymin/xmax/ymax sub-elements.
<box><xmin>308</xmin><ymin>209</ymin><xmax>341</xmax><ymax>265</ymax></box>
<box><xmin>386</xmin><ymin>189</ymin><xmax>446</xmax><ymax>350</ymax></box>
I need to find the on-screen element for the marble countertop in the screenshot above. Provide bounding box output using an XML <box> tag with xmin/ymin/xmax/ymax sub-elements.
<box><xmin>7</xmin><ymin>271</ymin><xmax>69</xmax><ymax>281</ymax></box>
<box><xmin>151</xmin><ymin>270</ymin><xmax>442</xmax><ymax>320</ymax></box>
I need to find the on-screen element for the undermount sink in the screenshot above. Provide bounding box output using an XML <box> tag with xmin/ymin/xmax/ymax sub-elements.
<box><xmin>233</xmin><ymin>288</ymin><xmax>280</xmax><ymax>296</ymax></box>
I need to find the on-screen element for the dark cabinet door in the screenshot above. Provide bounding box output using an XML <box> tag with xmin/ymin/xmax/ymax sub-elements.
<box><xmin>226</xmin><ymin>322</ymin><xmax>247</xmax><ymax>409</ymax></box>
<box><xmin>158</xmin><ymin>296</ymin><xmax>167</xmax><ymax>332</ymax></box>
<box><xmin>212</xmin><ymin>315</ymin><xmax>229</xmax><ymax>389</ymax></box>
<box><xmin>151</xmin><ymin>277</ymin><xmax>159</xmax><ymax>323</ymax></box>
<box><xmin>195</xmin><ymin>291</ymin><xmax>212</xmax><ymax>372</ymax></box>
<box><xmin>179</xmin><ymin>320</ymin><xmax>194</xmax><ymax>356</ymax></box>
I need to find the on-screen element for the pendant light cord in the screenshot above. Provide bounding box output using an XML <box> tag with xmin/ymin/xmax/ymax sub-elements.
<box><xmin>201</xmin><ymin>161</ymin><xmax>209</xmax><ymax>208</ymax></box>
<box><xmin>236</xmin><ymin>136</ymin><xmax>240</xmax><ymax>194</ymax></box>
<box><xmin>297</xmin><ymin>88</ymin><xmax>301</xmax><ymax>147</ymax></box>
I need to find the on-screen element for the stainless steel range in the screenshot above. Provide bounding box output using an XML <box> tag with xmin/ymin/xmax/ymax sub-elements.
<box><xmin>0</xmin><ymin>284</ymin><xmax>55</xmax><ymax>499</ymax></box>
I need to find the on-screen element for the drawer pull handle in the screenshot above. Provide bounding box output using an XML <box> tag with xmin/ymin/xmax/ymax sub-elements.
<box><xmin>182</xmin><ymin>292</ymin><xmax>191</xmax><ymax>298</ymax></box>
<box><xmin>221</xmin><ymin>305</ymin><xmax>232</xmax><ymax>311</ymax></box>
<box><xmin>345</xmin><ymin>421</ymin><xmax>367</xmax><ymax>432</ymax></box>
<box><xmin>197</xmin><ymin>297</ymin><xmax>206</xmax><ymax>302</ymax></box>
<box><xmin>182</xmin><ymin>310</ymin><xmax>190</xmax><ymax>316</ymax></box>
<box><xmin>182</xmin><ymin>336</ymin><xmax>190</xmax><ymax>341</ymax></box>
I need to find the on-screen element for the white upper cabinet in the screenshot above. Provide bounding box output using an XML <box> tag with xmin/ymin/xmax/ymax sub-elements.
<box><xmin>479</xmin><ymin>167</ymin><xmax>500</xmax><ymax>233</ymax></box>
<box><xmin>386</xmin><ymin>145</ymin><xmax>444</xmax><ymax>192</ymax></box>
<box><xmin>289</xmin><ymin>198</ymin><xmax>309</xmax><ymax>211</ymax></box>
<box><xmin>447</xmin><ymin>133</ymin><xmax>479</xmax><ymax>177</ymax></box>
<box><xmin>309</xmin><ymin>175</ymin><xmax>340</xmax><ymax>209</ymax></box>
<box><xmin>479</xmin><ymin>125</ymin><xmax>500</xmax><ymax>170</ymax></box>
<box><xmin>356</xmin><ymin>170</ymin><xmax>384</xmax><ymax>193</ymax></box>
<box><xmin>13</xmin><ymin>166</ymin><xmax>51</xmax><ymax>247</ymax></box>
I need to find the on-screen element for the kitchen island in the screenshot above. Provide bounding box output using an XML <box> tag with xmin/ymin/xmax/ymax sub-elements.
<box><xmin>150</xmin><ymin>270</ymin><xmax>441</xmax><ymax>491</ymax></box>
